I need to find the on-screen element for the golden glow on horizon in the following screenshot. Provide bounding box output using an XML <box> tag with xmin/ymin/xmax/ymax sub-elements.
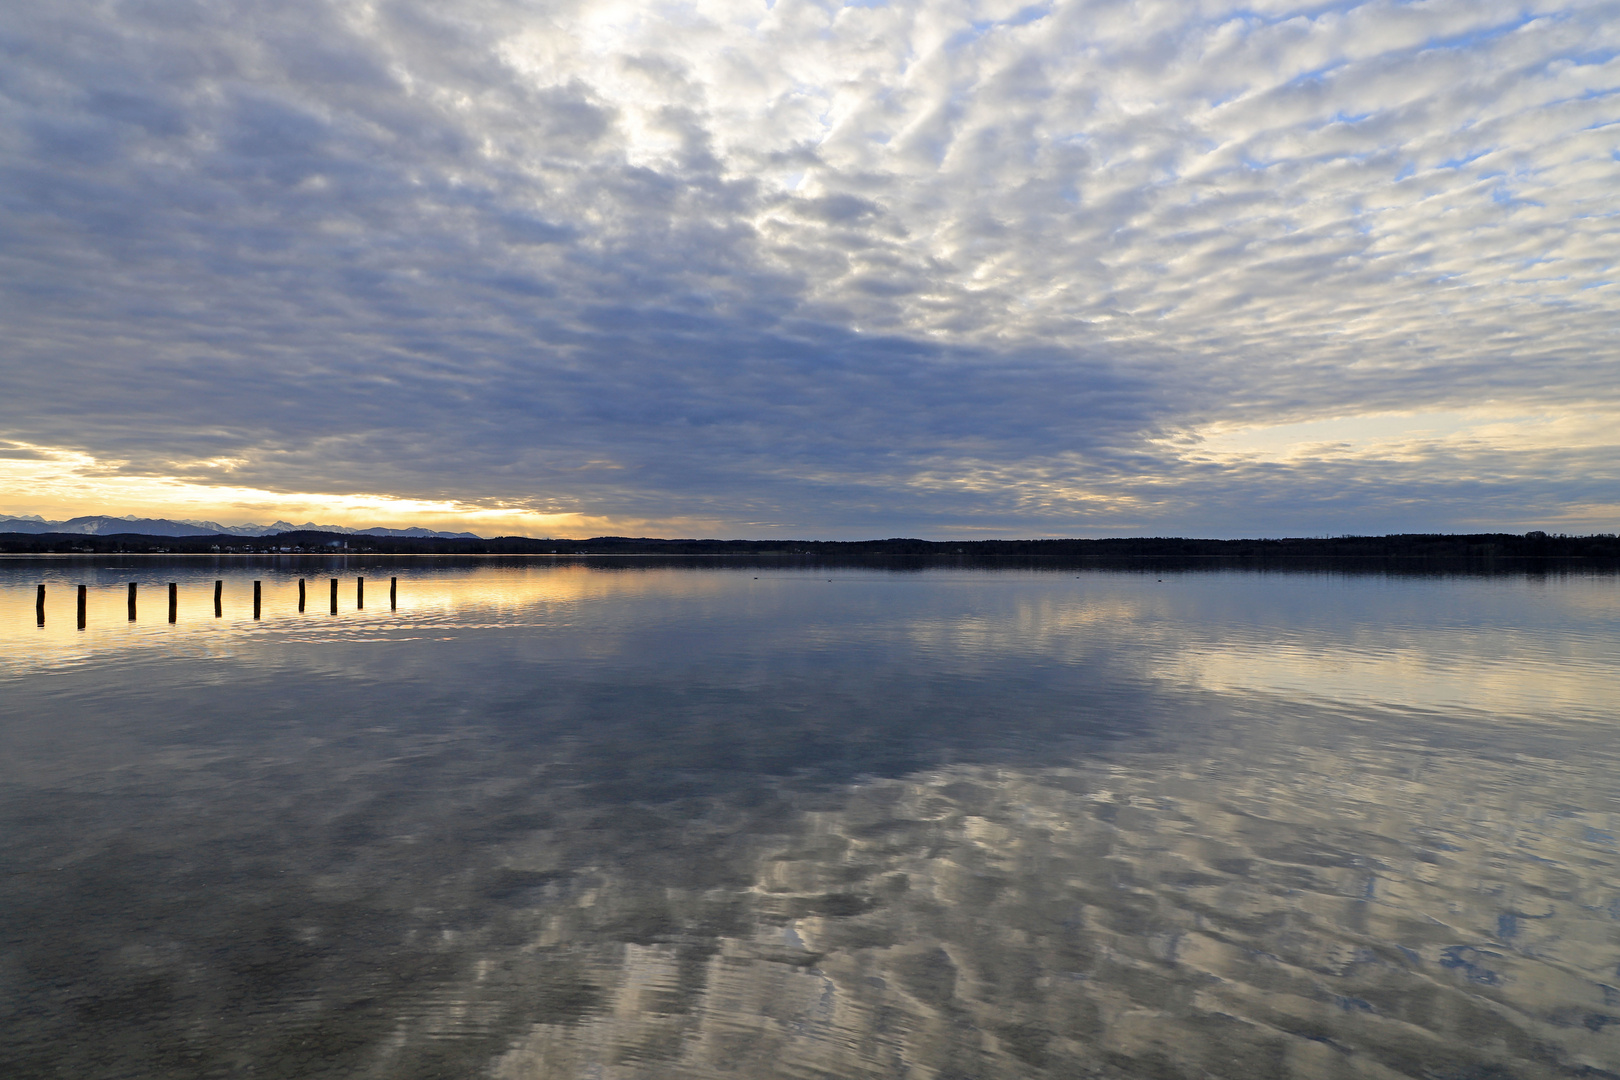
<box><xmin>0</xmin><ymin>441</ymin><xmax>611</xmax><ymax>536</ymax></box>
<box><xmin>1168</xmin><ymin>405</ymin><xmax>1620</xmax><ymax>464</ymax></box>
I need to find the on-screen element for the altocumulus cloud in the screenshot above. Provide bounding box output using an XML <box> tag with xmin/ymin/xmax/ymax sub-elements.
<box><xmin>0</xmin><ymin>0</ymin><xmax>1616</xmax><ymax>536</ymax></box>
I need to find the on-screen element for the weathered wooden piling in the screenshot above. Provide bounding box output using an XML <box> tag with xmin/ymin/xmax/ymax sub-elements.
<box><xmin>390</xmin><ymin>576</ymin><xmax>397</xmax><ymax>610</ymax></box>
<box><xmin>358</xmin><ymin>576</ymin><xmax>364</xmax><ymax>609</ymax></box>
<box><xmin>168</xmin><ymin>582</ymin><xmax>178</xmax><ymax>623</ymax></box>
<box><xmin>36</xmin><ymin>583</ymin><xmax>45</xmax><ymax>625</ymax></box>
<box><xmin>253</xmin><ymin>580</ymin><xmax>261</xmax><ymax>620</ymax></box>
<box><xmin>298</xmin><ymin>578</ymin><xmax>306</xmax><ymax>612</ymax></box>
<box><xmin>214</xmin><ymin>579</ymin><xmax>223</xmax><ymax>618</ymax></box>
<box><xmin>329</xmin><ymin>577</ymin><xmax>338</xmax><ymax>614</ymax></box>
<box><xmin>128</xmin><ymin>582</ymin><xmax>137</xmax><ymax>621</ymax></box>
<box><xmin>77</xmin><ymin>584</ymin><xmax>87</xmax><ymax>629</ymax></box>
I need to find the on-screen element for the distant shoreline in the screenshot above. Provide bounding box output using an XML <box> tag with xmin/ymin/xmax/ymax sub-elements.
<box><xmin>3</xmin><ymin>530</ymin><xmax>1617</xmax><ymax>565</ymax></box>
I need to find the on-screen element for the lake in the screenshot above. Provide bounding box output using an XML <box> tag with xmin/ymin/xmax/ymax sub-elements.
<box><xmin>2</xmin><ymin>558</ymin><xmax>1618</xmax><ymax>1079</ymax></box>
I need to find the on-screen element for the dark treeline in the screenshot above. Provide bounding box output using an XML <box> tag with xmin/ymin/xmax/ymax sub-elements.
<box><xmin>3</xmin><ymin>529</ymin><xmax>1618</xmax><ymax>566</ymax></box>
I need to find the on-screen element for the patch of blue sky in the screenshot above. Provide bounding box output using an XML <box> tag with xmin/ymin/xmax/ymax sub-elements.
<box><xmin>945</xmin><ymin>5</ymin><xmax>1051</xmax><ymax>50</ymax></box>
<box><xmin>1491</xmin><ymin>186</ymin><xmax>1543</xmax><ymax>208</ymax></box>
<box><xmin>842</xmin><ymin>0</ymin><xmax>888</xmax><ymax>8</ymax></box>
<box><xmin>1395</xmin><ymin>162</ymin><xmax>1416</xmax><ymax>181</ymax></box>
<box><xmin>1436</xmin><ymin>148</ymin><xmax>1494</xmax><ymax>171</ymax></box>
<box><xmin>1280</xmin><ymin>60</ymin><xmax>1350</xmax><ymax>91</ymax></box>
<box><xmin>948</xmin><ymin>22</ymin><xmax>993</xmax><ymax>49</ymax></box>
<box><xmin>1005</xmin><ymin>5</ymin><xmax>1051</xmax><ymax>28</ymax></box>
<box><xmin>1416</xmin><ymin>11</ymin><xmax>1543</xmax><ymax>56</ymax></box>
<box><xmin>1561</xmin><ymin>47</ymin><xmax>1620</xmax><ymax>70</ymax></box>
<box><xmin>1191</xmin><ymin>3</ymin><xmax>1362</xmax><ymax>35</ymax></box>
<box><xmin>1529</xmin><ymin>83</ymin><xmax>1620</xmax><ymax>115</ymax></box>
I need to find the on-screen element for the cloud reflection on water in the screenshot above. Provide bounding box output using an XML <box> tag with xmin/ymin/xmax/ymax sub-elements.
<box><xmin>1</xmin><ymin>563</ymin><xmax>1617</xmax><ymax>1077</ymax></box>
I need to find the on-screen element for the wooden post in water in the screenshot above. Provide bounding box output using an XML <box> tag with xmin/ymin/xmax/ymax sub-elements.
<box><xmin>253</xmin><ymin>580</ymin><xmax>261</xmax><ymax>620</ymax></box>
<box><xmin>390</xmin><ymin>577</ymin><xmax>397</xmax><ymax>610</ymax></box>
<box><xmin>357</xmin><ymin>576</ymin><xmax>364</xmax><ymax>610</ymax></box>
<box><xmin>77</xmin><ymin>584</ymin><xmax>87</xmax><ymax>629</ymax></box>
<box><xmin>329</xmin><ymin>577</ymin><xmax>338</xmax><ymax>615</ymax></box>
<box><xmin>36</xmin><ymin>584</ymin><xmax>46</xmax><ymax>626</ymax></box>
<box><xmin>214</xmin><ymin>580</ymin><xmax>223</xmax><ymax>618</ymax></box>
<box><xmin>298</xmin><ymin>578</ymin><xmax>306</xmax><ymax>612</ymax></box>
<box><xmin>128</xmin><ymin>582</ymin><xmax>137</xmax><ymax>621</ymax></box>
<box><xmin>168</xmin><ymin>582</ymin><xmax>178</xmax><ymax>623</ymax></box>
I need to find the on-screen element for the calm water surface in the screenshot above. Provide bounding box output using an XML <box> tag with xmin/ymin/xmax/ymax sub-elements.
<box><xmin>2</xmin><ymin>558</ymin><xmax>1618</xmax><ymax>1079</ymax></box>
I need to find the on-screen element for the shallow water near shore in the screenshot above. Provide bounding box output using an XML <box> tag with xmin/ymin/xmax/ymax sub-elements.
<box><xmin>2</xmin><ymin>558</ymin><xmax>1618</xmax><ymax>1078</ymax></box>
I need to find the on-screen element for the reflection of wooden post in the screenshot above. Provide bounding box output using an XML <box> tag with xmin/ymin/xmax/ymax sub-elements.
<box><xmin>214</xmin><ymin>580</ymin><xmax>223</xmax><ymax>618</ymax></box>
<box><xmin>390</xmin><ymin>577</ymin><xmax>397</xmax><ymax>610</ymax></box>
<box><xmin>329</xmin><ymin>577</ymin><xmax>337</xmax><ymax>614</ymax></box>
<box><xmin>168</xmin><ymin>582</ymin><xmax>178</xmax><ymax>623</ymax></box>
<box><xmin>253</xmin><ymin>580</ymin><xmax>261</xmax><ymax>620</ymax></box>
<box><xmin>298</xmin><ymin>578</ymin><xmax>306</xmax><ymax>612</ymax></box>
<box><xmin>36</xmin><ymin>584</ymin><xmax>46</xmax><ymax>626</ymax></box>
<box><xmin>128</xmin><ymin>582</ymin><xmax>138</xmax><ymax>621</ymax></box>
<box><xmin>77</xmin><ymin>584</ymin><xmax>87</xmax><ymax>629</ymax></box>
<box><xmin>357</xmin><ymin>576</ymin><xmax>364</xmax><ymax>610</ymax></box>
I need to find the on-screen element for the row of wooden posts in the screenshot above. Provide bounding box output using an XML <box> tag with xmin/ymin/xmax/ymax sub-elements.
<box><xmin>36</xmin><ymin>577</ymin><xmax>396</xmax><ymax>628</ymax></box>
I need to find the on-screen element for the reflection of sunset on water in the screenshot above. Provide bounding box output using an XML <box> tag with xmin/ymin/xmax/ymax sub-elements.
<box><xmin>6</xmin><ymin>565</ymin><xmax>1618</xmax><ymax>726</ymax></box>
<box><xmin>0</xmin><ymin>561</ymin><xmax>742</xmax><ymax>672</ymax></box>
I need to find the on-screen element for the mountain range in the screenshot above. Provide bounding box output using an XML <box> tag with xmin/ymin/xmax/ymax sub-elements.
<box><xmin>0</xmin><ymin>515</ymin><xmax>484</xmax><ymax>539</ymax></box>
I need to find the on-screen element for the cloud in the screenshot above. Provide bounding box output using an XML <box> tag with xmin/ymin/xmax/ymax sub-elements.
<box><xmin>0</xmin><ymin>0</ymin><xmax>1616</xmax><ymax>536</ymax></box>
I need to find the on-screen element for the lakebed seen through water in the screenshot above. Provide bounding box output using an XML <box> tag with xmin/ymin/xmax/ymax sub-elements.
<box><xmin>2</xmin><ymin>558</ymin><xmax>1618</xmax><ymax>1079</ymax></box>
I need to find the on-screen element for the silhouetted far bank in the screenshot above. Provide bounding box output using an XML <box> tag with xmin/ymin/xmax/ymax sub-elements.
<box><xmin>3</xmin><ymin>530</ymin><xmax>1617</xmax><ymax>568</ymax></box>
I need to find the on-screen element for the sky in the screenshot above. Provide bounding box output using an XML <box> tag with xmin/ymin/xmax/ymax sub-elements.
<box><xmin>1</xmin><ymin>0</ymin><xmax>1616</xmax><ymax>539</ymax></box>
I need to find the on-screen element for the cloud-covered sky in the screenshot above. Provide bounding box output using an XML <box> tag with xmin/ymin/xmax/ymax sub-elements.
<box><xmin>1</xmin><ymin>0</ymin><xmax>1616</xmax><ymax>537</ymax></box>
